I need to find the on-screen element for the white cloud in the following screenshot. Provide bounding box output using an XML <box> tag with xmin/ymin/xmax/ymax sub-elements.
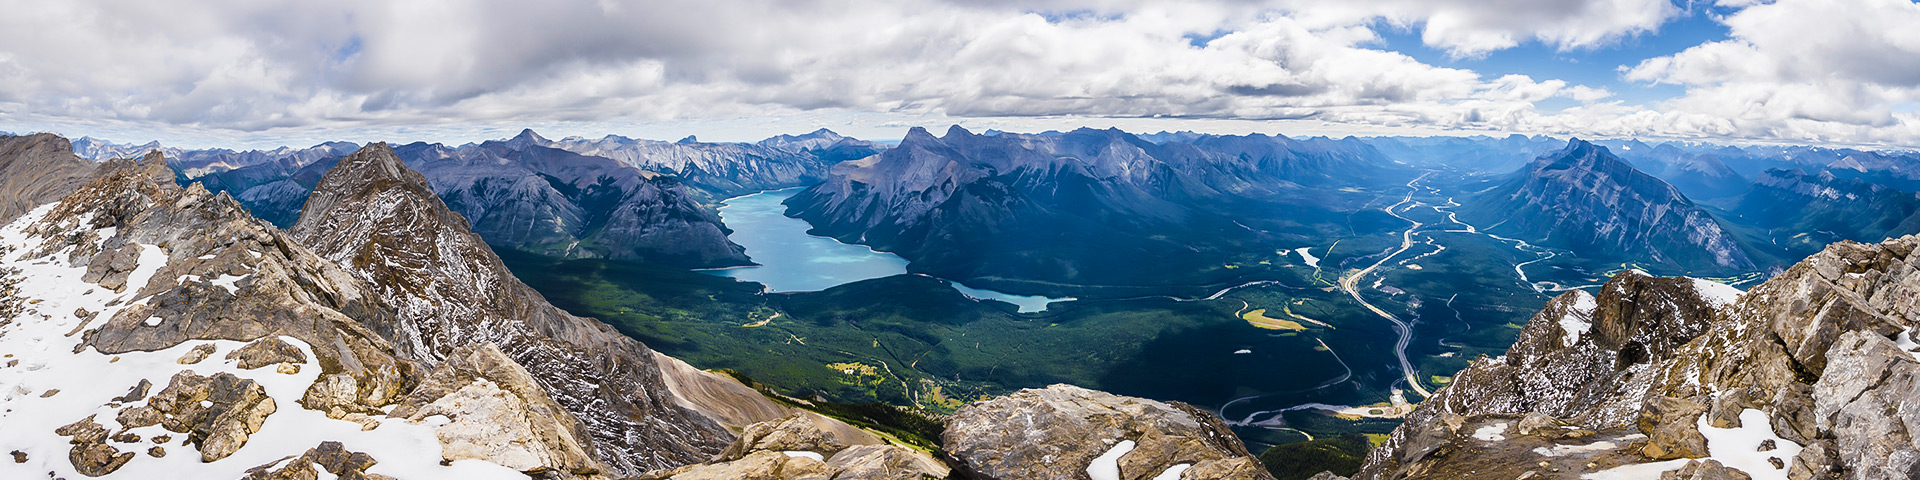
<box><xmin>0</xmin><ymin>0</ymin><xmax>1822</xmax><ymax>148</ymax></box>
<box><xmin>1275</xmin><ymin>0</ymin><xmax>1683</xmax><ymax>57</ymax></box>
<box><xmin>1620</xmin><ymin>0</ymin><xmax>1920</xmax><ymax>144</ymax></box>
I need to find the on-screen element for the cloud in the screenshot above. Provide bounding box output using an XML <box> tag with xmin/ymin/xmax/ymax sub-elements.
<box><xmin>1620</xmin><ymin>0</ymin><xmax>1920</xmax><ymax>144</ymax></box>
<box><xmin>0</xmin><ymin>0</ymin><xmax>1786</xmax><ymax>147</ymax></box>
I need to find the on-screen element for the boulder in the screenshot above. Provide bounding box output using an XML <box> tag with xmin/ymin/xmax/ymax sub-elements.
<box><xmin>226</xmin><ymin>336</ymin><xmax>306</xmax><ymax>369</ymax></box>
<box><xmin>943</xmin><ymin>384</ymin><xmax>1272</xmax><ymax>480</ymax></box>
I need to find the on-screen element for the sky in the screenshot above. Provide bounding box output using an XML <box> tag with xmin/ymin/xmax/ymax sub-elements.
<box><xmin>1</xmin><ymin>0</ymin><xmax>1918</xmax><ymax>150</ymax></box>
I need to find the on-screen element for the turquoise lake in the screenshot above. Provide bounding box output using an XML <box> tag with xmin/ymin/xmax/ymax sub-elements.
<box><xmin>705</xmin><ymin>188</ymin><xmax>1070</xmax><ymax>312</ymax></box>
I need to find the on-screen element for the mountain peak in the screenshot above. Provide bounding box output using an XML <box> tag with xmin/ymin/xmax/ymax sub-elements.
<box><xmin>903</xmin><ymin>126</ymin><xmax>937</xmax><ymax>142</ymax></box>
<box><xmin>505</xmin><ymin>128</ymin><xmax>548</xmax><ymax>149</ymax></box>
<box><xmin>944</xmin><ymin>124</ymin><xmax>975</xmax><ymax>138</ymax></box>
<box><xmin>676</xmin><ymin>135</ymin><xmax>699</xmax><ymax>144</ymax></box>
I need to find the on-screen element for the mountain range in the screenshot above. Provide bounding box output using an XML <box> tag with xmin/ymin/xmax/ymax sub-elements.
<box><xmin>785</xmin><ymin>125</ymin><xmax>1411</xmax><ymax>292</ymax></box>
<box><xmin>1460</xmin><ymin>139</ymin><xmax>1756</xmax><ymax>273</ymax></box>
<box><xmin>0</xmin><ymin>134</ymin><xmax>1283</xmax><ymax>480</ymax></box>
<box><xmin>155</xmin><ymin>129</ymin><xmax>884</xmax><ymax>269</ymax></box>
<box><xmin>10</xmin><ymin>127</ymin><xmax>1920</xmax><ymax>479</ymax></box>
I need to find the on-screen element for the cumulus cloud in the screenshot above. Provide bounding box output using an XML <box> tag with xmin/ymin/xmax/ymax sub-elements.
<box><xmin>1619</xmin><ymin>0</ymin><xmax>1920</xmax><ymax>144</ymax></box>
<box><xmin>0</xmin><ymin>0</ymin><xmax>1780</xmax><ymax>147</ymax></box>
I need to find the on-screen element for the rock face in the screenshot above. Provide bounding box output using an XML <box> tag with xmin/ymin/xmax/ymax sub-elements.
<box><xmin>289</xmin><ymin>142</ymin><xmax>748</xmax><ymax>474</ymax></box>
<box><xmin>387</xmin><ymin>134</ymin><xmax>749</xmax><ymax>268</ymax></box>
<box><xmin>943</xmin><ymin>384</ymin><xmax>1274</xmax><ymax>480</ymax></box>
<box><xmin>1460</xmin><ymin>139</ymin><xmax>1754</xmax><ymax>273</ymax></box>
<box><xmin>1356</xmin><ymin>234</ymin><xmax>1920</xmax><ymax>479</ymax></box>
<box><xmin>389</xmin><ymin>343</ymin><xmax>602</xmax><ymax>474</ymax></box>
<box><xmin>0</xmin><ymin>134</ymin><xmax>96</xmax><ymax>224</ymax></box>
<box><xmin>636</xmin><ymin>416</ymin><xmax>949</xmax><ymax>480</ymax></box>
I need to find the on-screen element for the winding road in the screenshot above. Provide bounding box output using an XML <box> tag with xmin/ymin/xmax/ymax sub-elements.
<box><xmin>1338</xmin><ymin>174</ymin><xmax>1435</xmax><ymax>399</ymax></box>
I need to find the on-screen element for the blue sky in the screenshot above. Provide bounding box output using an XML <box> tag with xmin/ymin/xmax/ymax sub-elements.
<box><xmin>1</xmin><ymin>0</ymin><xmax>1917</xmax><ymax>149</ymax></box>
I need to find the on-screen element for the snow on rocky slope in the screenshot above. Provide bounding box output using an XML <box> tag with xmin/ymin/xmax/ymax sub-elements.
<box><xmin>0</xmin><ymin>151</ymin><xmax>536</xmax><ymax>478</ymax></box>
<box><xmin>1348</xmin><ymin>235</ymin><xmax>1920</xmax><ymax>479</ymax></box>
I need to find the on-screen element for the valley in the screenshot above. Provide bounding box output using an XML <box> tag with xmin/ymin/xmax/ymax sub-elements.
<box><xmin>57</xmin><ymin>127</ymin><xmax>1920</xmax><ymax>477</ymax></box>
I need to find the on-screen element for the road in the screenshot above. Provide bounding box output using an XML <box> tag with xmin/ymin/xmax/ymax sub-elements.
<box><xmin>1338</xmin><ymin>174</ymin><xmax>1435</xmax><ymax>399</ymax></box>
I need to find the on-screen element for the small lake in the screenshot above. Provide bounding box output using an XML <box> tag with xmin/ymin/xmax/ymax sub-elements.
<box><xmin>705</xmin><ymin>188</ymin><xmax>1071</xmax><ymax>312</ymax></box>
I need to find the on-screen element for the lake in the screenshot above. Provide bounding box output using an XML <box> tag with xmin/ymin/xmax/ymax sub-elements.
<box><xmin>705</xmin><ymin>188</ymin><xmax>1071</xmax><ymax>312</ymax></box>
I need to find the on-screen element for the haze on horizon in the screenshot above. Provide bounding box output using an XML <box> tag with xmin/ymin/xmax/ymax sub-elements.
<box><xmin>1</xmin><ymin>0</ymin><xmax>1916</xmax><ymax>150</ymax></box>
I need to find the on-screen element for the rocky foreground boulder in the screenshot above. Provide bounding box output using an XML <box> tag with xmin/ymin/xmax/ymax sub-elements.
<box><xmin>945</xmin><ymin>384</ymin><xmax>1275</xmax><ymax>480</ymax></box>
<box><xmin>1349</xmin><ymin>235</ymin><xmax>1920</xmax><ymax>479</ymax></box>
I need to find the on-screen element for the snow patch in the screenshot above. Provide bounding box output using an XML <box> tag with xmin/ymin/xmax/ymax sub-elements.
<box><xmin>1294</xmin><ymin>247</ymin><xmax>1320</xmax><ymax>268</ymax></box>
<box><xmin>1897</xmin><ymin>328</ymin><xmax>1920</xmax><ymax>362</ymax></box>
<box><xmin>1697</xmin><ymin>409</ymin><xmax>1801</xmax><ymax>480</ymax></box>
<box><xmin>0</xmin><ymin>203</ymin><xmax>528</xmax><ymax>480</ymax></box>
<box><xmin>1584</xmin><ymin>408</ymin><xmax>1801</xmax><ymax>480</ymax></box>
<box><xmin>1152</xmin><ymin>464</ymin><xmax>1191</xmax><ymax>480</ymax></box>
<box><xmin>1558</xmin><ymin>291</ymin><xmax>1597</xmax><ymax>348</ymax></box>
<box><xmin>1086</xmin><ymin>440</ymin><xmax>1136</xmax><ymax>480</ymax></box>
<box><xmin>144</xmin><ymin>316</ymin><xmax>163</xmax><ymax>327</ymax></box>
<box><xmin>210</xmin><ymin>274</ymin><xmax>250</xmax><ymax>295</ymax></box>
<box><xmin>1688</xmin><ymin>278</ymin><xmax>1744</xmax><ymax>310</ymax></box>
<box><xmin>1471</xmin><ymin>422</ymin><xmax>1508</xmax><ymax>442</ymax></box>
<box><xmin>1533</xmin><ymin>436</ymin><xmax>1636</xmax><ymax>457</ymax></box>
<box><xmin>1233</xmin><ymin>349</ymin><xmax>1252</xmax><ymax>355</ymax></box>
<box><xmin>781</xmin><ymin>451</ymin><xmax>824</xmax><ymax>462</ymax></box>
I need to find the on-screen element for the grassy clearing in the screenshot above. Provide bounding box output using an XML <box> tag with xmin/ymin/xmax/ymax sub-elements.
<box><xmin>1241</xmin><ymin>308</ymin><xmax>1307</xmax><ymax>330</ymax></box>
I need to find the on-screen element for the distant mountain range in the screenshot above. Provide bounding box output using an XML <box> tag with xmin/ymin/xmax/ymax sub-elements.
<box><xmin>55</xmin><ymin>128</ymin><xmax>1920</xmax><ymax>280</ymax></box>
<box><xmin>121</xmin><ymin>129</ymin><xmax>882</xmax><ymax>269</ymax></box>
<box><xmin>785</xmin><ymin>125</ymin><xmax>1412</xmax><ymax>291</ymax></box>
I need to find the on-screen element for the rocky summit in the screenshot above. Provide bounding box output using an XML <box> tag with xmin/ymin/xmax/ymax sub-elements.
<box><xmin>1344</xmin><ymin>234</ymin><xmax>1920</xmax><ymax>479</ymax></box>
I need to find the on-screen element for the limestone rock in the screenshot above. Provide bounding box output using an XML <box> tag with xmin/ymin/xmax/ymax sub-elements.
<box><xmin>69</xmin><ymin>442</ymin><xmax>134</xmax><ymax>477</ymax></box>
<box><xmin>1639</xmin><ymin>395</ymin><xmax>1710</xmax><ymax>460</ymax></box>
<box><xmin>140</xmin><ymin>370</ymin><xmax>278</xmax><ymax>462</ymax></box>
<box><xmin>176</xmin><ymin>344</ymin><xmax>217</xmax><ymax>364</ymax></box>
<box><xmin>111</xmin><ymin>379</ymin><xmax>152</xmax><ymax>403</ymax></box>
<box><xmin>717</xmin><ymin>415</ymin><xmax>849</xmax><ymax>462</ymax></box>
<box><xmin>824</xmin><ymin>444</ymin><xmax>950</xmax><ymax>480</ymax></box>
<box><xmin>226</xmin><ymin>336</ymin><xmax>307</xmax><ymax>369</ymax></box>
<box><xmin>242</xmin><ymin>441</ymin><xmax>392</xmax><ymax>480</ymax></box>
<box><xmin>289</xmin><ymin>143</ymin><xmax>733</xmax><ymax>474</ymax></box>
<box><xmin>637</xmin><ymin>450</ymin><xmax>833</xmax><ymax>480</ymax></box>
<box><xmin>392</xmin><ymin>343</ymin><xmax>604</xmax><ymax>476</ymax></box>
<box><xmin>0</xmin><ymin>133</ymin><xmax>96</xmax><ymax>224</ymax></box>
<box><xmin>943</xmin><ymin>384</ymin><xmax>1272</xmax><ymax>480</ymax></box>
<box><xmin>1354</xmin><ymin>235</ymin><xmax>1920</xmax><ymax>480</ymax></box>
<box><xmin>1659</xmin><ymin>459</ymin><xmax>1752</xmax><ymax>480</ymax></box>
<box><xmin>57</xmin><ymin>415</ymin><xmax>132</xmax><ymax>477</ymax></box>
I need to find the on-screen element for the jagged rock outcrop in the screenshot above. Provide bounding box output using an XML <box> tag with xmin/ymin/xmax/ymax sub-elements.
<box><xmin>241</xmin><ymin>441</ymin><xmax>391</xmax><ymax>480</ymax></box>
<box><xmin>0</xmin><ymin>134</ymin><xmax>96</xmax><ymax>224</ymax></box>
<box><xmin>390</xmin><ymin>343</ymin><xmax>602</xmax><ymax>474</ymax></box>
<box><xmin>288</xmin><ymin>142</ymin><xmax>762</xmax><ymax>474</ymax></box>
<box><xmin>943</xmin><ymin>384</ymin><xmax>1273</xmax><ymax>480</ymax></box>
<box><xmin>1461</xmin><ymin>139</ymin><xmax>1754</xmax><ymax>273</ymax></box>
<box><xmin>1356</xmin><ymin>234</ymin><xmax>1920</xmax><ymax>479</ymax></box>
<box><xmin>635</xmin><ymin>416</ymin><xmax>949</xmax><ymax>480</ymax></box>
